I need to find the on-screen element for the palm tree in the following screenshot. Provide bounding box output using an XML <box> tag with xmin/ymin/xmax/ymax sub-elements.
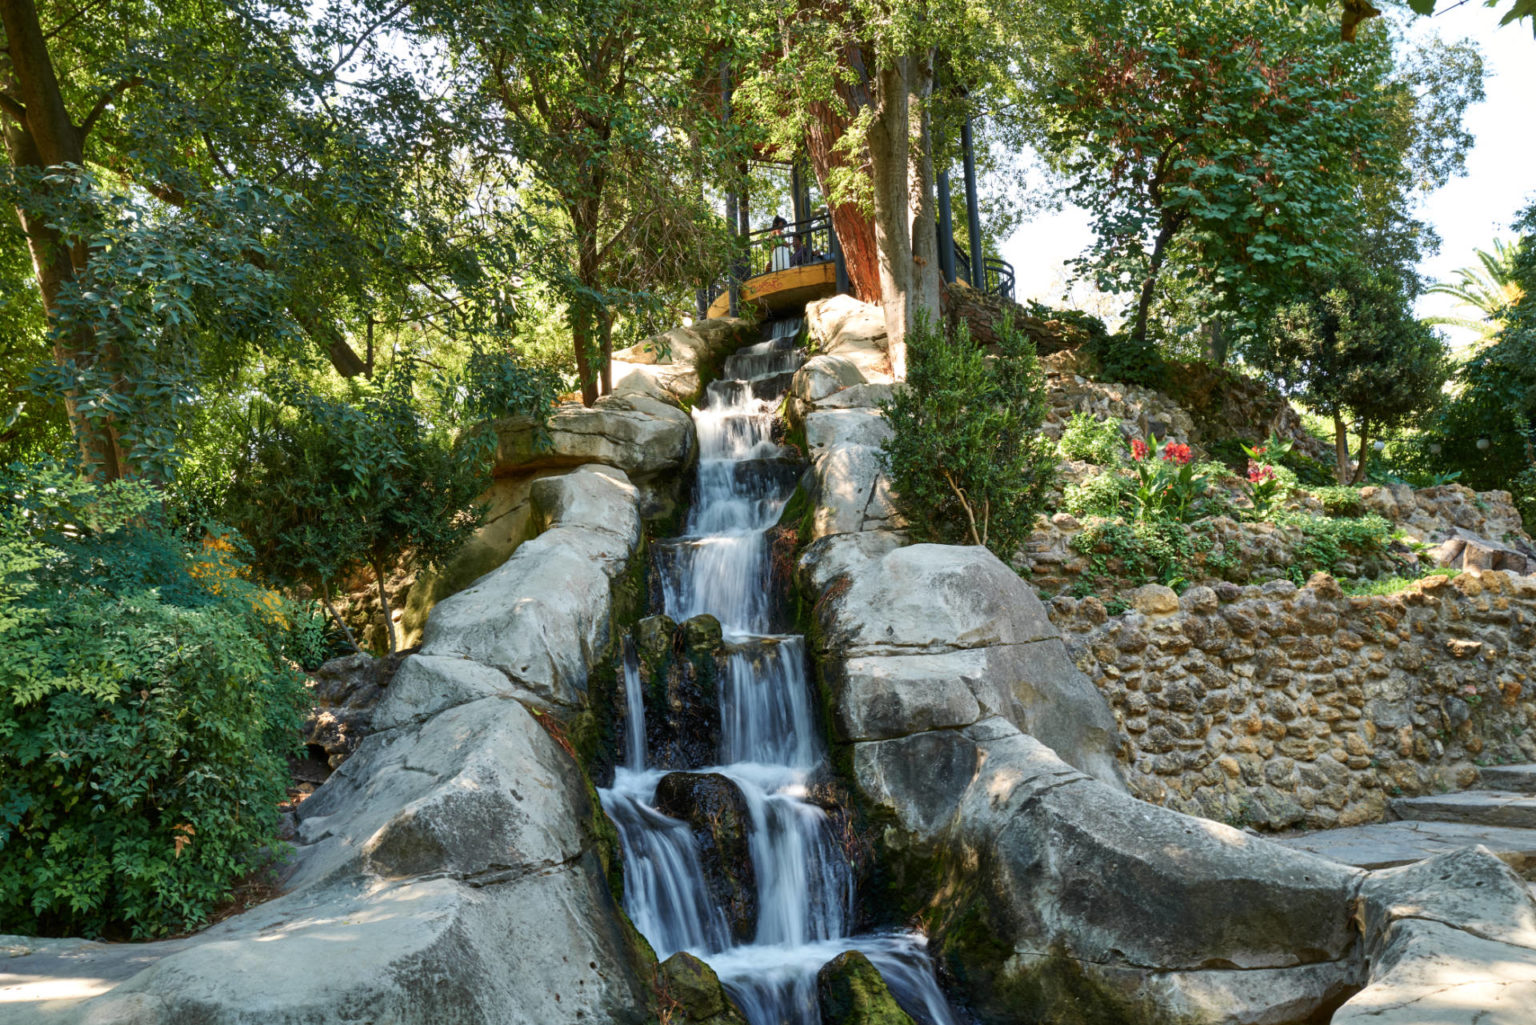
<box><xmin>1425</xmin><ymin>238</ymin><xmax>1525</xmax><ymax>341</ymax></box>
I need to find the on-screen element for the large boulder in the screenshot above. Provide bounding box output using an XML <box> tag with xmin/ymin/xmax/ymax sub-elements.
<box><xmin>816</xmin><ymin>950</ymin><xmax>917</xmax><ymax>1025</ymax></box>
<box><xmin>419</xmin><ymin>466</ymin><xmax>641</xmax><ymax>712</ymax></box>
<box><xmin>398</xmin><ymin>472</ymin><xmax>557</xmax><ymax>648</ymax></box>
<box><xmin>493</xmin><ymin>392</ymin><xmax>693</xmax><ymax>485</ymax></box>
<box><xmin>7</xmin><ymin>679</ymin><xmax>652</xmax><ymax>1025</ymax></box>
<box><xmin>611</xmin><ymin>317</ymin><xmax>756</xmax><ymax>405</ymax></box>
<box><xmin>659</xmin><ymin>952</ymin><xmax>749</xmax><ymax>1025</ymax></box>
<box><xmin>806</xmin><ymin>295</ymin><xmax>892</xmax><ymax>382</ymax></box>
<box><xmin>653</xmin><ymin>772</ymin><xmax>758</xmax><ymax>944</ymax></box>
<box><xmin>1334</xmin><ymin>848</ymin><xmax>1536</xmax><ymax>1024</ymax></box>
<box><xmin>631</xmin><ymin>614</ymin><xmax>726</xmax><ymax>769</ymax></box>
<box><xmin>302</xmin><ymin>652</ymin><xmax>386</xmax><ymax>768</ymax></box>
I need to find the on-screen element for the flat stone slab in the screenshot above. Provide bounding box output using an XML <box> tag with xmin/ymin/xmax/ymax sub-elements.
<box><xmin>1</xmin><ymin>935</ymin><xmax>192</xmax><ymax>1006</ymax></box>
<box><xmin>1479</xmin><ymin>764</ymin><xmax>1536</xmax><ymax>795</ymax></box>
<box><xmin>1391</xmin><ymin>791</ymin><xmax>1536</xmax><ymax>830</ymax></box>
<box><xmin>1277</xmin><ymin>820</ymin><xmax>1536</xmax><ymax>877</ymax></box>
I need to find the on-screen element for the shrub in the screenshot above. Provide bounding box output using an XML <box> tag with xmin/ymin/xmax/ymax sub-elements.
<box><xmin>1283</xmin><ymin>512</ymin><xmax>1400</xmax><ymax>582</ymax></box>
<box><xmin>1126</xmin><ymin>436</ymin><xmax>1210</xmax><ymax>522</ymax></box>
<box><xmin>1309</xmin><ymin>485</ymin><xmax>1367</xmax><ymax>518</ymax></box>
<box><xmin>880</xmin><ymin>314</ymin><xmax>1057</xmax><ymax>565</ymax></box>
<box><xmin>1064</xmin><ymin>472</ymin><xmax>1135</xmax><ymax>519</ymax></box>
<box><xmin>0</xmin><ymin>464</ymin><xmax>309</xmax><ymax>939</ymax></box>
<box><xmin>1058</xmin><ymin>412</ymin><xmax>1124</xmax><ymax>465</ymax></box>
<box><xmin>211</xmin><ymin>364</ymin><xmax>505</xmax><ymax>653</ymax></box>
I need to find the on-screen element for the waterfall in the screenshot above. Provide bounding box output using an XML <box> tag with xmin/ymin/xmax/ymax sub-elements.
<box><xmin>599</xmin><ymin>317</ymin><xmax>960</xmax><ymax>1025</ymax></box>
<box><xmin>622</xmin><ymin>637</ymin><xmax>646</xmax><ymax>771</ymax></box>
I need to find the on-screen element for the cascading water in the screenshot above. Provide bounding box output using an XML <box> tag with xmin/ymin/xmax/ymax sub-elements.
<box><xmin>599</xmin><ymin>318</ymin><xmax>960</xmax><ymax>1025</ymax></box>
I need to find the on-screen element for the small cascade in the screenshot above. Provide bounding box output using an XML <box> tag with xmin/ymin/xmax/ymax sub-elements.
<box><xmin>621</xmin><ymin>637</ymin><xmax>645</xmax><ymax>771</ymax></box>
<box><xmin>599</xmin><ymin>317</ymin><xmax>959</xmax><ymax>1025</ymax></box>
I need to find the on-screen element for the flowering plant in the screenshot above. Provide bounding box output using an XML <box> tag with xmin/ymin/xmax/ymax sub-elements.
<box><xmin>1240</xmin><ymin>435</ymin><xmax>1292</xmax><ymax>518</ymax></box>
<box><xmin>1128</xmin><ymin>434</ymin><xmax>1208</xmax><ymax>522</ymax></box>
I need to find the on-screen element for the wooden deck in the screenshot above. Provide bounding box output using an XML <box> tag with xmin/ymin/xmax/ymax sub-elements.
<box><xmin>707</xmin><ymin>261</ymin><xmax>837</xmax><ymax>319</ymax></box>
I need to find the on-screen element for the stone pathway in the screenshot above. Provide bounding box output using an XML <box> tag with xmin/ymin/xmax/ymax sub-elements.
<box><xmin>1278</xmin><ymin>764</ymin><xmax>1536</xmax><ymax>879</ymax></box>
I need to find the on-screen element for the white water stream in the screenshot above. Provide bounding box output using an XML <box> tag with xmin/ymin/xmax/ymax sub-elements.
<box><xmin>599</xmin><ymin>319</ymin><xmax>960</xmax><ymax>1025</ymax></box>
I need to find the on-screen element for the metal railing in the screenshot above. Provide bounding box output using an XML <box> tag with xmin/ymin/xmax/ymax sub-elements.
<box><xmin>704</xmin><ymin>212</ymin><xmax>837</xmax><ymax>314</ymax></box>
<box><xmin>951</xmin><ymin>241</ymin><xmax>1016</xmax><ymax>301</ymax></box>
<box><xmin>700</xmin><ymin>210</ymin><xmax>1015</xmax><ymax>315</ymax></box>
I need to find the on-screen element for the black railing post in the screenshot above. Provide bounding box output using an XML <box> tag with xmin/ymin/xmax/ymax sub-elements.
<box><xmin>937</xmin><ymin>158</ymin><xmax>956</xmax><ymax>284</ymax></box>
<box><xmin>829</xmin><ymin>218</ymin><xmax>850</xmax><ymax>296</ymax></box>
<box><xmin>961</xmin><ymin>115</ymin><xmax>984</xmax><ymax>291</ymax></box>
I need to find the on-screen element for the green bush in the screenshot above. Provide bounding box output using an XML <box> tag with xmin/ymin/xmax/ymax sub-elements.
<box><xmin>1057</xmin><ymin>412</ymin><xmax>1124</xmax><ymax>465</ymax></box>
<box><xmin>1064</xmin><ymin>472</ymin><xmax>1135</xmax><ymax>519</ymax></box>
<box><xmin>1068</xmin><ymin>517</ymin><xmax>1215</xmax><ymax>589</ymax></box>
<box><xmin>1</xmin><ymin>464</ymin><xmax>309</xmax><ymax>939</ymax></box>
<box><xmin>1309</xmin><ymin>485</ymin><xmax>1367</xmax><ymax>518</ymax></box>
<box><xmin>880</xmin><ymin>314</ymin><xmax>1057</xmax><ymax>565</ymax></box>
<box><xmin>1283</xmin><ymin>512</ymin><xmax>1400</xmax><ymax>582</ymax></box>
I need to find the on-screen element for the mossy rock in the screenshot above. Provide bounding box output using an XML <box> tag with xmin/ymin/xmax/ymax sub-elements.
<box><xmin>633</xmin><ymin>612</ymin><xmax>725</xmax><ymax>768</ymax></box>
<box><xmin>660</xmin><ymin>951</ymin><xmax>749</xmax><ymax>1025</ymax></box>
<box><xmin>816</xmin><ymin>950</ymin><xmax>916</xmax><ymax>1025</ymax></box>
<box><xmin>654</xmin><ymin>772</ymin><xmax>758</xmax><ymax>943</ymax></box>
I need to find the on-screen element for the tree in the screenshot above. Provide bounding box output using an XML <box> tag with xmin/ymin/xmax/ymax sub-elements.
<box><xmin>0</xmin><ymin>0</ymin><xmax>505</xmax><ymax>480</ymax></box>
<box><xmin>410</xmin><ymin>0</ymin><xmax>741</xmax><ymax>407</ymax></box>
<box><xmin>1025</xmin><ymin>0</ymin><xmax>1401</xmax><ymax>358</ymax></box>
<box><xmin>879</xmin><ymin>314</ymin><xmax>1056</xmax><ymax>562</ymax></box>
<box><xmin>207</xmin><ymin>359</ymin><xmax>542</xmax><ymax>654</ymax></box>
<box><xmin>1426</xmin><ymin>238</ymin><xmax>1525</xmax><ymax>340</ymax></box>
<box><xmin>1423</xmin><ymin>205</ymin><xmax>1536</xmax><ymax>501</ymax></box>
<box><xmin>1</xmin><ymin>464</ymin><xmax>310</xmax><ymax>938</ymax></box>
<box><xmin>1259</xmin><ymin>262</ymin><xmax>1450</xmax><ymax>483</ymax></box>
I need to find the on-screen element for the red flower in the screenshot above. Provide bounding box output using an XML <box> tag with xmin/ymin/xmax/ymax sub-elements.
<box><xmin>1163</xmin><ymin>442</ymin><xmax>1192</xmax><ymax>465</ymax></box>
<box><xmin>1130</xmin><ymin>439</ymin><xmax>1149</xmax><ymax>462</ymax></box>
<box><xmin>1247</xmin><ymin>462</ymin><xmax>1275</xmax><ymax>483</ymax></box>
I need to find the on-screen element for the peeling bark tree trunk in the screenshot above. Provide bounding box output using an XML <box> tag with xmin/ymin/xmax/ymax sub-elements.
<box><xmin>866</xmin><ymin>51</ymin><xmax>940</xmax><ymax>381</ymax></box>
<box><xmin>803</xmin><ymin>87</ymin><xmax>881</xmax><ymax>303</ymax></box>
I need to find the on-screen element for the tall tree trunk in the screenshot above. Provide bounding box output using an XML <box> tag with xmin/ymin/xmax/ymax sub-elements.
<box><xmin>866</xmin><ymin>51</ymin><xmax>940</xmax><ymax>381</ymax></box>
<box><xmin>802</xmin><ymin>77</ymin><xmax>881</xmax><ymax>302</ymax></box>
<box><xmin>0</xmin><ymin>0</ymin><xmax>126</xmax><ymax>478</ymax></box>
<box><xmin>1333</xmin><ymin>415</ymin><xmax>1352</xmax><ymax>485</ymax></box>
<box><xmin>1131</xmin><ymin>215</ymin><xmax>1181</xmax><ymax>348</ymax></box>
<box><xmin>598</xmin><ymin>309</ymin><xmax>613</xmax><ymax>396</ymax></box>
<box><xmin>1350</xmin><ymin>425</ymin><xmax>1373</xmax><ymax>486</ymax></box>
<box><xmin>572</xmin><ymin>311</ymin><xmax>598</xmax><ymax>406</ymax></box>
<box><xmin>371</xmin><ymin>559</ymin><xmax>397</xmax><ymax>655</ymax></box>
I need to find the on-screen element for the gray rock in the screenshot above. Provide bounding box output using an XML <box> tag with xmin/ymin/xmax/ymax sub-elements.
<box><xmin>807</xmin><ymin>295</ymin><xmax>891</xmax><ymax>380</ymax></box>
<box><xmin>419</xmin><ymin>467</ymin><xmax>641</xmax><ymax>711</ymax></box>
<box><xmin>791</xmin><ymin>354</ymin><xmax>866</xmax><ymax>406</ymax></box>
<box><xmin>493</xmin><ymin>393</ymin><xmax>693</xmax><ymax>482</ymax></box>
<box><xmin>797</xmin><ymin>530</ymin><xmax>906</xmax><ymax>595</ymax></box>
<box><xmin>1335</xmin><ymin>918</ymin><xmax>1536</xmax><ymax>1024</ymax></box>
<box><xmin>805</xmin><ymin>409</ymin><xmax>892</xmax><ymax>453</ymax></box>
<box><xmin>302</xmin><ymin>653</ymin><xmax>384</xmax><ymax>768</ymax></box>
<box><xmin>810</xmin><ymin>444</ymin><xmax>899</xmax><ymax>540</ymax></box>
<box><xmin>1391</xmin><ymin>790</ymin><xmax>1536</xmax><ymax>830</ymax></box>
<box><xmin>371</xmin><ymin>654</ymin><xmax>523</xmax><ymax>732</ymax></box>
<box><xmin>814</xmin><ymin>544</ymin><xmax>1059</xmax><ymax>656</ymax></box>
<box><xmin>1356</xmin><ymin>847</ymin><xmax>1536</xmax><ymax>953</ymax></box>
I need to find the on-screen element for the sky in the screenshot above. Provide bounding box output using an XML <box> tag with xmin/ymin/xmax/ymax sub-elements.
<box><xmin>998</xmin><ymin>3</ymin><xmax>1536</xmax><ymax>345</ymax></box>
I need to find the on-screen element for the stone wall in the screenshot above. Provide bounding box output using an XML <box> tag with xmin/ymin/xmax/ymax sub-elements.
<box><xmin>1050</xmin><ymin>570</ymin><xmax>1536</xmax><ymax>831</ymax></box>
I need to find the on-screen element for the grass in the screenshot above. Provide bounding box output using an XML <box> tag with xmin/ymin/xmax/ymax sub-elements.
<box><xmin>1340</xmin><ymin>567</ymin><xmax>1459</xmax><ymax>596</ymax></box>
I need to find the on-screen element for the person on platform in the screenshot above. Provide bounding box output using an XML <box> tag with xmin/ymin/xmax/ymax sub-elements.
<box><xmin>766</xmin><ymin>215</ymin><xmax>792</xmax><ymax>272</ymax></box>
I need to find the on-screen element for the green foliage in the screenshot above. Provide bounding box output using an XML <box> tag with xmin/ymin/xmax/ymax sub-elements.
<box><xmin>1068</xmin><ymin>518</ymin><xmax>1215</xmax><ymax>589</ymax></box>
<box><xmin>205</xmin><ymin>362</ymin><xmax>521</xmax><ymax>652</ymax></box>
<box><xmin>1258</xmin><ymin>261</ymin><xmax>1450</xmax><ymax>483</ymax></box>
<box><xmin>880</xmin><ymin>315</ymin><xmax>1057</xmax><ymax>564</ymax></box>
<box><xmin>1063</xmin><ymin>472</ymin><xmax>1135</xmax><ymax>519</ymax></box>
<box><xmin>1282</xmin><ymin>512</ymin><xmax>1400</xmax><ymax>583</ymax></box>
<box><xmin>1127</xmin><ymin>437</ymin><xmax>1208</xmax><ymax>522</ymax></box>
<box><xmin>1027</xmin><ymin>0</ymin><xmax>1402</xmax><ymax>347</ymax></box>
<box><xmin>1422</xmin><ymin>205</ymin><xmax>1536</xmax><ymax>499</ymax></box>
<box><xmin>1341</xmin><ymin>568</ymin><xmax>1459</xmax><ymax>597</ymax></box>
<box><xmin>1309</xmin><ymin>486</ymin><xmax>1368</xmax><ymax>518</ymax></box>
<box><xmin>0</xmin><ymin>464</ymin><xmax>309</xmax><ymax>939</ymax></box>
<box><xmin>1057</xmin><ymin>413</ymin><xmax>1124</xmax><ymax>466</ymax></box>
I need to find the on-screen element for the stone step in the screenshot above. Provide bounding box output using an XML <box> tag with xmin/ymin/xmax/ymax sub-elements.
<box><xmin>1477</xmin><ymin>763</ymin><xmax>1536</xmax><ymax>795</ymax></box>
<box><xmin>1391</xmin><ymin>790</ymin><xmax>1536</xmax><ymax>830</ymax></box>
<box><xmin>1276</xmin><ymin>820</ymin><xmax>1536</xmax><ymax>879</ymax></box>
